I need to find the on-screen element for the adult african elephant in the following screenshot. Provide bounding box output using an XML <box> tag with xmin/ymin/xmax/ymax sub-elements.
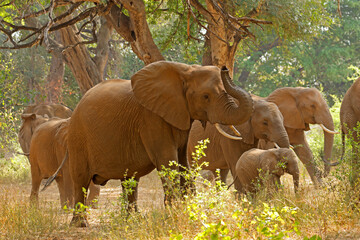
<box><xmin>65</xmin><ymin>61</ymin><xmax>253</xmax><ymax>227</ymax></box>
<box><xmin>188</xmin><ymin>97</ymin><xmax>290</xmax><ymax>184</ymax></box>
<box><xmin>266</xmin><ymin>87</ymin><xmax>338</xmax><ymax>185</ymax></box>
<box><xmin>232</xmin><ymin>148</ymin><xmax>300</xmax><ymax>195</ymax></box>
<box><xmin>340</xmin><ymin>77</ymin><xmax>360</xmax><ymax>184</ymax></box>
<box><xmin>23</xmin><ymin>103</ymin><xmax>72</xmax><ymax>119</ymax></box>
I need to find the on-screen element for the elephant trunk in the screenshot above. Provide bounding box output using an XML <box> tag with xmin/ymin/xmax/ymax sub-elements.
<box><xmin>274</xmin><ymin>131</ymin><xmax>290</xmax><ymax>149</ymax></box>
<box><xmin>321</xmin><ymin>112</ymin><xmax>335</xmax><ymax>177</ymax></box>
<box><xmin>218</xmin><ymin>67</ymin><xmax>253</xmax><ymax>126</ymax></box>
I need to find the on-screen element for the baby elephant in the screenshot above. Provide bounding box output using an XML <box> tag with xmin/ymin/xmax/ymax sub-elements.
<box><xmin>29</xmin><ymin>117</ymin><xmax>99</xmax><ymax>208</ymax></box>
<box><xmin>233</xmin><ymin>148</ymin><xmax>300</xmax><ymax>195</ymax></box>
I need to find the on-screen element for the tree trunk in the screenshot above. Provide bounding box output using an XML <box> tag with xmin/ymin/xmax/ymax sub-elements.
<box><xmin>59</xmin><ymin>24</ymin><xmax>103</xmax><ymax>94</ymax></box>
<box><xmin>203</xmin><ymin>0</ymin><xmax>241</xmax><ymax>77</ymax></box>
<box><xmin>107</xmin><ymin>1</ymin><xmax>164</xmax><ymax>65</ymax></box>
<box><xmin>46</xmin><ymin>31</ymin><xmax>65</xmax><ymax>104</ymax></box>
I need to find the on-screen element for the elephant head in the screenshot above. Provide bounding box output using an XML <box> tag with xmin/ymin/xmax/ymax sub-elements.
<box><xmin>214</xmin><ymin>98</ymin><xmax>290</xmax><ymax>148</ymax></box>
<box><xmin>266</xmin><ymin>87</ymin><xmax>337</xmax><ymax>177</ymax></box>
<box><xmin>265</xmin><ymin>148</ymin><xmax>300</xmax><ymax>193</ymax></box>
<box><xmin>18</xmin><ymin>113</ymin><xmax>49</xmax><ymax>155</ymax></box>
<box><xmin>131</xmin><ymin>61</ymin><xmax>253</xmax><ymax>130</ymax></box>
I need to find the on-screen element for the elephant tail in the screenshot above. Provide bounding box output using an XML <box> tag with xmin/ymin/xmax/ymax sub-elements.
<box><xmin>41</xmin><ymin>150</ymin><xmax>68</xmax><ymax>192</ymax></box>
<box><xmin>227</xmin><ymin>175</ymin><xmax>238</xmax><ymax>190</ymax></box>
<box><xmin>16</xmin><ymin>151</ymin><xmax>29</xmax><ymax>157</ymax></box>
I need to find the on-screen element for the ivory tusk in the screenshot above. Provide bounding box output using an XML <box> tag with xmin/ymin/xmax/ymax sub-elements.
<box><xmin>319</xmin><ymin>124</ymin><xmax>339</xmax><ymax>134</ymax></box>
<box><xmin>215</xmin><ymin>123</ymin><xmax>243</xmax><ymax>141</ymax></box>
<box><xmin>274</xmin><ymin>143</ymin><xmax>280</xmax><ymax>149</ymax></box>
<box><xmin>229</xmin><ymin>125</ymin><xmax>242</xmax><ymax>137</ymax></box>
<box><xmin>289</xmin><ymin>145</ymin><xmax>294</xmax><ymax>149</ymax></box>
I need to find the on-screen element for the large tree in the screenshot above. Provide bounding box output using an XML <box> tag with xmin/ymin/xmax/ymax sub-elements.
<box><xmin>0</xmin><ymin>0</ymin><xmax>334</xmax><ymax>95</ymax></box>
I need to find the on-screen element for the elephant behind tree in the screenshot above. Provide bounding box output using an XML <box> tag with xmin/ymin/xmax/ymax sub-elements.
<box><xmin>265</xmin><ymin>87</ymin><xmax>338</xmax><ymax>185</ymax></box>
<box><xmin>29</xmin><ymin>116</ymin><xmax>99</xmax><ymax>208</ymax></box>
<box><xmin>340</xmin><ymin>77</ymin><xmax>360</xmax><ymax>184</ymax></box>
<box><xmin>233</xmin><ymin>148</ymin><xmax>300</xmax><ymax>195</ymax></box>
<box><xmin>187</xmin><ymin>97</ymin><xmax>290</xmax><ymax>184</ymax></box>
<box><xmin>60</xmin><ymin>61</ymin><xmax>253</xmax><ymax>227</ymax></box>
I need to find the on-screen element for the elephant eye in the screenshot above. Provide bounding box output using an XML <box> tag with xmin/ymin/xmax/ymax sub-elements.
<box><xmin>311</xmin><ymin>104</ymin><xmax>316</xmax><ymax>109</ymax></box>
<box><xmin>263</xmin><ymin>120</ymin><xmax>268</xmax><ymax>126</ymax></box>
<box><xmin>203</xmin><ymin>94</ymin><xmax>209</xmax><ymax>100</ymax></box>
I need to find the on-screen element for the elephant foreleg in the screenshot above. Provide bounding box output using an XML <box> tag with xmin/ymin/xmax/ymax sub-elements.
<box><xmin>219</xmin><ymin>169</ymin><xmax>230</xmax><ymax>185</ymax></box>
<box><xmin>293</xmin><ymin>142</ymin><xmax>322</xmax><ymax>186</ymax></box>
<box><xmin>121</xmin><ymin>178</ymin><xmax>139</xmax><ymax>212</ymax></box>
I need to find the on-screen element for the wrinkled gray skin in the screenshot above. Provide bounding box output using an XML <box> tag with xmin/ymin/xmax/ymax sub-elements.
<box><xmin>187</xmin><ymin>97</ymin><xmax>290</xmax><ymax>183</ymax></box>
<box><xmin>233</xmin><ymin>148</ymin><xmax>300</xmax><ymax>195</ymax></box>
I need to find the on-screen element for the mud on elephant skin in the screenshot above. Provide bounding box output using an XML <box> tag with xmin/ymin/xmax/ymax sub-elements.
<box><xmin>232</xmin><ymin>148</ymin><xmax>300</xmax><ymax>195</ymax></box>
<box><xmin>29</xmin><ymin>117</ymin><xmax>99</xmax><ymax>208</ymax></box>
<box><xmin>63</xmin><ymin>61</ymin><xmax>253</xmax><ymax>227</ymax></box>
<box><xmin>266</xmin><ymin>87</ymin><xmax>338</xmax><ymax>185</ymax></box>
<box><xmin>340</xmin><ymin>77</ymin><xmax>360</xmax><ymax>184</ymax></box>
<box><xmin>187</xmin><ymin>97</ymin><xmax>290</xmax><ymax>184</ymax></box>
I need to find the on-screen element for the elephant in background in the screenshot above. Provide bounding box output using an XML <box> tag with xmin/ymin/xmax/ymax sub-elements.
<box><xmin>23</xmin><ymin>103</ymin><xmax>72</xmax><ymax>119</ymax></box>
<box><xmin>61</xmin><ymin>61</ymin><xmax>253</xmax><ymax>227</ymax></box>
<box><xmin>19</xmin><ymin>103</ymin><xmax>73</xmax><ymax>155</ymax></box>
<box><xmin>18</xmin><ymin>114</ymin><xmax>50</xmax><ymax>155</ymax></box>
<box><xmin>232</xmin><ymin>148</ymin><xmax>300</xmax><ymax>195</ymax></box>
<box><xmin>265</xmin><ymin>87</ymin><xmax>338</xmax><ymax>185</ymax></box>
<box><xmin>340</xmin><ymin>77</ymin><xmax>360</xmax><ymax>184</ymax></box>
<box><xmin>187</xmin><ymin>97</ymin><xmax>290</xmax><ymax>184</ymax></box>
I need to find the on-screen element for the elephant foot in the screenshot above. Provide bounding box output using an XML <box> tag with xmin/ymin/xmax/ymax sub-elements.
<box><xmin>70</xmin><ymin>215</ymin><xmax>89</xmax><ymax>228</ymax></box>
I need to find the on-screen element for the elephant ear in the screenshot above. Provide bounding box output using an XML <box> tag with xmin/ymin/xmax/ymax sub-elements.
<box><xmin>267</xmin><ymin>88</ymin><xmax>305</xmax><ymax>129</ymax></box>
<box><xmin>233</xmin><ymin>120</ymin><xmax>254</xmax><ymax>145</ymax></box>
<box><xmin>131</xmin><ymin>61</ymin><xmax>191</xmax><ymax>130</ymax></box>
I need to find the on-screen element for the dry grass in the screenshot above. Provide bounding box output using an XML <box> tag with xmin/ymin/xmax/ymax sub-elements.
<box><xmin>1</xmin><ymin>165</ymin><xmax>360</xmax><ymax>240</ymax></box>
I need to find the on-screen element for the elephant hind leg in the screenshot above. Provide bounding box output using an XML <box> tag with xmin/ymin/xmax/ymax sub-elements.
<box><xmin>70</xmin><ymin>176</ymin><xmax>92</xmax><ymax>227</ymax></box>
<box><xmin>86</xmin><ymin>181</ymin><xmax>100</xmax><ymax>209</ymax></box>
<box><xmin>30</xmin><ymin>166</ymin><xmax>42</xmax><ymax>206</ymax></box>
<box><xmin>121</xmin><ymin>178</ymin><xmax>139</xmax><ymax>212</ymax></box>
<box><xmin>55</xmin><ymin>177</ymin><xmax>69</xmax><ymax>208</ymax></box>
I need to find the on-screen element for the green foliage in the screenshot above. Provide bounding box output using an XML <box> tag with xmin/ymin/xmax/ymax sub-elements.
<box><xmin>235</xmin><ymin>0</ymin><xmax>360</xmax><ymax>102</ymax></box>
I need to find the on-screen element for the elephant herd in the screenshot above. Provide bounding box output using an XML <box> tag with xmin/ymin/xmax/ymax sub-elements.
<box><xmin>17</xmin><ymin>61</ymin><xmax>360</xmax><ymax>227</ymax></box>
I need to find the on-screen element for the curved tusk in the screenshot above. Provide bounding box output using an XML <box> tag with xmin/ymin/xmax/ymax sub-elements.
<box><xmin>289</xmin><ymin>145</ymin><xmax>294</xmax><ymax>149</ymax></box>
<box><xmin>229</xmin><ymin>125</ymin><xmax>242</xmax><ymax>137</ymax></box>
<box><xmin>319</xmin><ymin>124</ymin><xmax>339</xmax><ymax>134</ymax></box>
<box><xmin>274</xmin><ymin>143</ymin><xmax>280</xmax><ymax>149</ymax></box>
<box><xmin>215</xmin><ymin>123</ymin><xmax>243</xmax><ymax>141</ymax></box>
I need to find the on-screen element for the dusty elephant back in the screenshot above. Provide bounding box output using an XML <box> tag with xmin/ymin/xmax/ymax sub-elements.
<box><xmin>23</xmin><ymin>103</ymin><xmax>72</xmax><ymax>118</ymax></box>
